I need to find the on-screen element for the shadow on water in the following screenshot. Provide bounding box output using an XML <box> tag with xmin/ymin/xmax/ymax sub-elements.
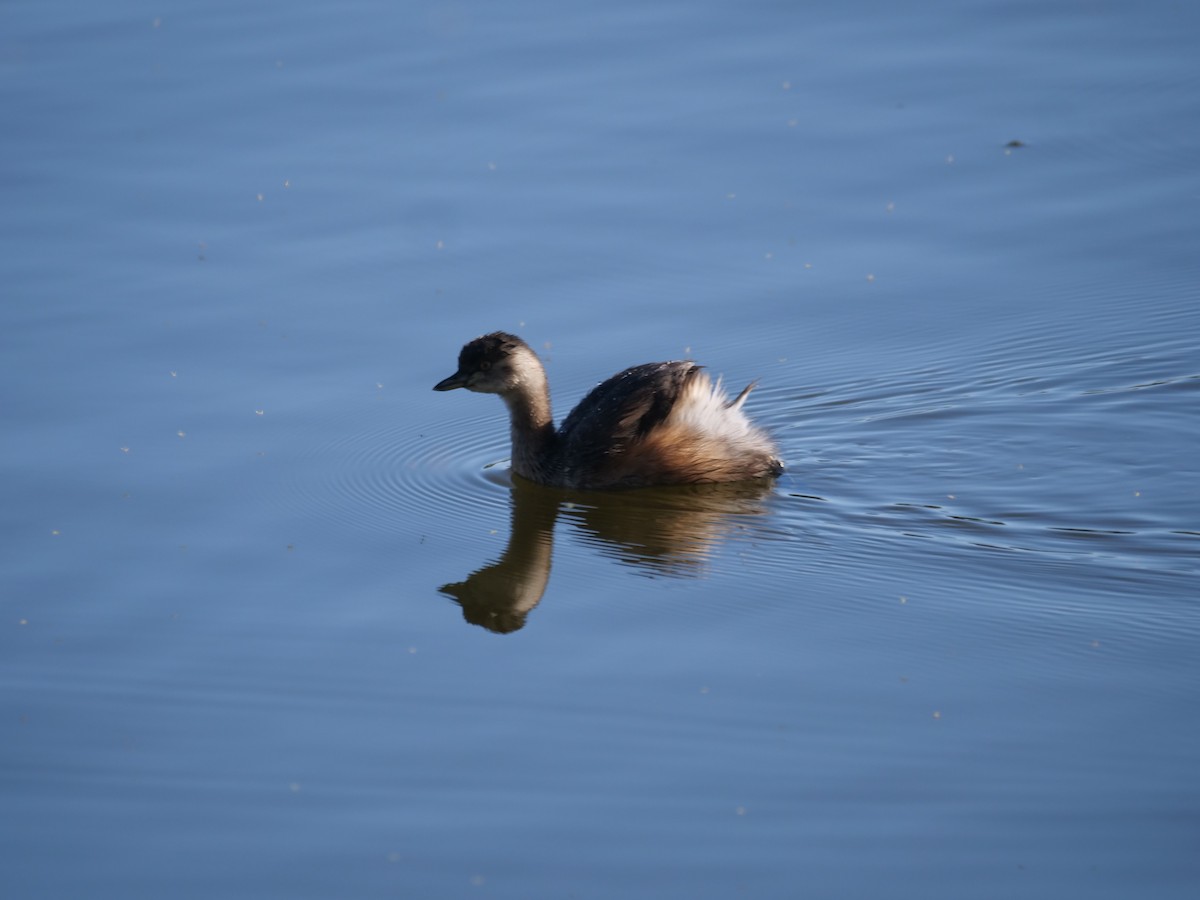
<box><xmin>438</xmin><ymin>478</ymin><xmax>777</xmax><ymax>633</ymax></box>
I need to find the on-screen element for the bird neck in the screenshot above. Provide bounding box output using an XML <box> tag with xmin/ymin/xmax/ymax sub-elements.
<box><xmin>503</xmin><ymin>369</ymin><xmax>556</xmax><ymax>482</ymax></box>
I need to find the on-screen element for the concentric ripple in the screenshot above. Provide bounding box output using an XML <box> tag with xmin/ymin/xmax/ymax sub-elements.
<box><xmin>268</xmin><ymin>393</ymin><xmax>513</xmax><ymax>539</ymax></box>
<box><xmin>265</xmin><ymin>280</ymin><xmax>1198</xmax><ymax>642</ymax></box>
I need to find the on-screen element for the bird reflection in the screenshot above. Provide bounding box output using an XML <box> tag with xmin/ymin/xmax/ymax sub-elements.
<box><xmin>439</xmin><ymin>478</ymin><xmax>776</xmax><ymax>633</ymax></box>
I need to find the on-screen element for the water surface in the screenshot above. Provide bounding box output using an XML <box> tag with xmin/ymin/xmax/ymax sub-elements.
<box><xmin>3</xmin><ymin>1</ymin><xmax>1198</xmax><ymax>898</ymax></box>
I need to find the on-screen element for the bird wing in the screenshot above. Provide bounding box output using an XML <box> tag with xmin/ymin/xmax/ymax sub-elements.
<box><xmin>555</xmin><ymin>361</ymin><xmax>701</xmax><ymax>475</ymax></box>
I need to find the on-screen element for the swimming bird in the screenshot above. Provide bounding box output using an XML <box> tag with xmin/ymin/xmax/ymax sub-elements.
<box><xmin>433</xmin><ymin>332</ymin><xmax>783</xmax><ymax>489</ymax></box>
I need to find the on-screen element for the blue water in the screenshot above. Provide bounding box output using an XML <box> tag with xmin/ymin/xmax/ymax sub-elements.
<box><xmin>3</xmin><ymin>1</ymin><xmax>1198</xmax><ymax>897</ymax></box>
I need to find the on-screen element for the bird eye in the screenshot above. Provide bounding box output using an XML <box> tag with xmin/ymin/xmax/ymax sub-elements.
<box><xmin>480</xmin><ymin>361</ymin><xmax>491</xmax><ymax>371</ymax></box>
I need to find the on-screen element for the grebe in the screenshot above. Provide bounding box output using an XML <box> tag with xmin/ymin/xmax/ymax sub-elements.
<box><xmin>433</xmin><ymin>332</ymin><xmax>783</xmax><ymax>490</ymax></box>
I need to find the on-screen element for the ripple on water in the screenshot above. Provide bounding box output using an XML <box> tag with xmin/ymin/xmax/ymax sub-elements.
<box><xmin>273</xmin><ymin>397</ymin><xmax>513</xmax><ymax>539</ymax></box>
<box><xmin>720</xmin><ymin>281</ymin><xmax>1200</xmax><ymax>645</ymax></box>
<box><xmin>273</xmin><ymin>293</ymin><xmax>1196</xmax><ymax>647</ymax></box>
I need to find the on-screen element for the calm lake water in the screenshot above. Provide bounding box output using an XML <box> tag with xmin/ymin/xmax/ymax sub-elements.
<box><xmin>3</xmin><ymin>1</ymin><xmax>1198</xmax><ymax>897</ymax></box>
